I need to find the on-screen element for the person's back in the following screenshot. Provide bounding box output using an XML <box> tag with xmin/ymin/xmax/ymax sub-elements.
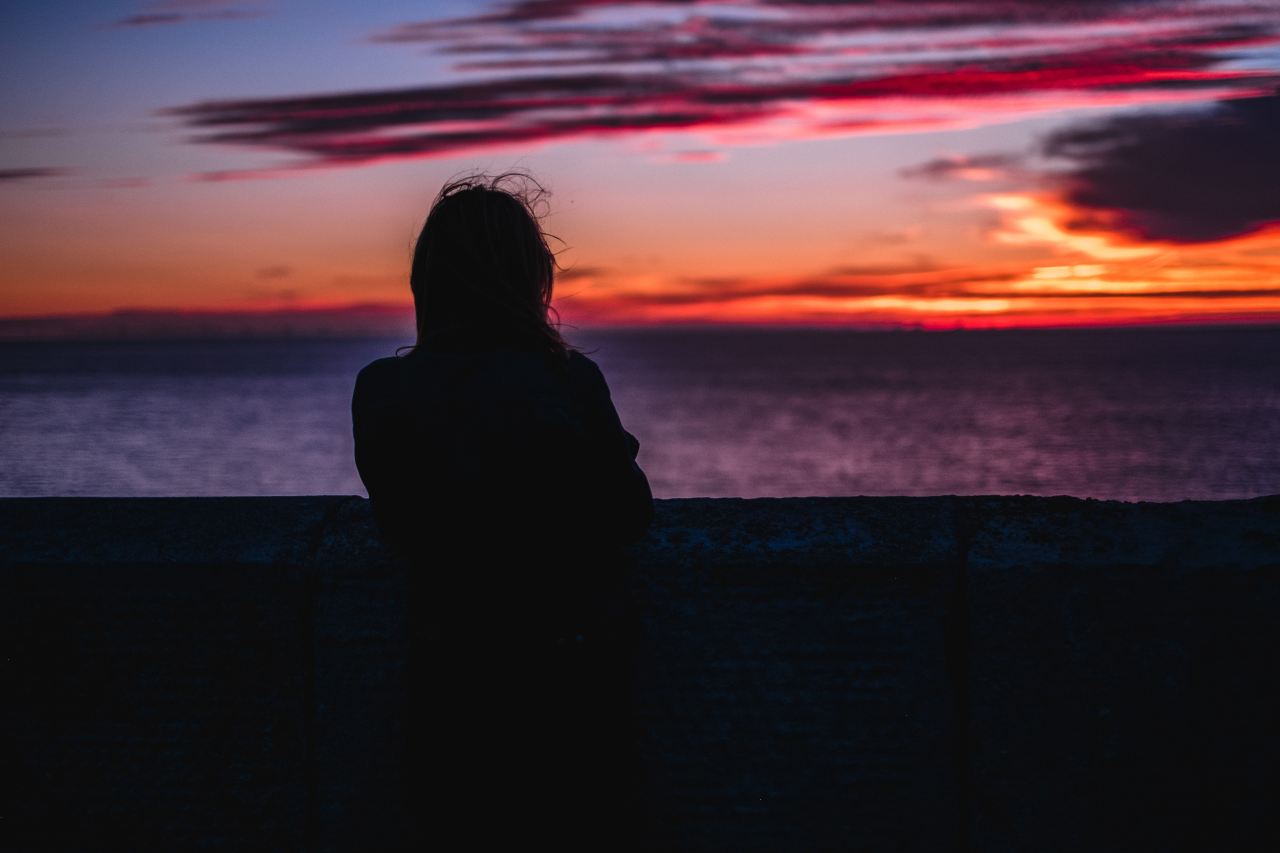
<box><xmin>350</xmin><ymin>173</ymin><xmax>654</xmax><ymax>848</ymax></box>
<box><xmin>353</xmin><ymin>327</ymin><xmax>653</xmax><ymax>568</ymax></box>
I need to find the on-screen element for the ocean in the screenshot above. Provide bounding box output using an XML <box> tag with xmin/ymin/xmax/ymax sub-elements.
<box><xmin>2</xmin><ymin>326</ymin><xmax>1277</xmax><ymax>501</ymax></box>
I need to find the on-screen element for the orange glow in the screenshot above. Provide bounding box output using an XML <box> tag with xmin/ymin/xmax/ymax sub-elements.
<box><xmin>5</xmin><ymin>131</ymin><xmax>1280</xmax><ymax>334</ymax></box>
<box><xmin>549</xmin><ymin>196</ymin><xmax>1280</xmax><ymax>329</ymax></box>
<box><xmin>6</xmin><ymin>0</ymin><xmax>1280</xmax><ymax>336</ymax></box>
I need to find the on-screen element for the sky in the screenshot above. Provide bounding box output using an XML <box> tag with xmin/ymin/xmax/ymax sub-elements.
<box><xmin>4</xmin><ymin>0</ymin><xmax>1280</xmax><ymax>335</ymax></box>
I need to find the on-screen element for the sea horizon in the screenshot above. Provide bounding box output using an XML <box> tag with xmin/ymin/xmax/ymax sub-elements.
<box><xmin>3</xmin><ymin>324</ymin><xmax>1277</xmax><ymax>503</ymax></box>
<box><xmin>4</xmin><ymin>309</ymin><xmax>1280</xmax><ymax>343</ymax></box>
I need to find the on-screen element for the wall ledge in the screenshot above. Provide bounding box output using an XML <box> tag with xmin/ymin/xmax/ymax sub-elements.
<box><xmin>4</xmin><ymin>495</ymin><xmax>1278</xmax><ymax>851</ymax></box>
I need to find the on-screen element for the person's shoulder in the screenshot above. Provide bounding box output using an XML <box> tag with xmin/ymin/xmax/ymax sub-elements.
<box><xmin>566</xmin><ymin>349</ymin><xmax>604</xmax><ymax>380</ymax></box>
<box><xmin>353</xmin><ymin>354</ymin><xmax>412</xmax><ymax>403</ymax></box>
<box><xmin>356</xmin><ymin>354</ymin><xmax>407</xmax><ymax>382</ymax></box>
<box><xmin>564</xmin><ymin>350</ymin><xmax>613</xmax><ymax>398</ymax></box>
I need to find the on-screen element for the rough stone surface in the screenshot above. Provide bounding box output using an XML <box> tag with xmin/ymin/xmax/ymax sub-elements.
<box><xmin>963</xmin><ymin>495</ymin><xmax>1280</xmax><ymax>853</ymax></box>
<box><xmin>628</xmin><ymin>498</ymin><xmax>960</xmax><ymax>851</ymax></box>
<box><xmin>1</xmin><ymin>497</ymin><xmax>340</xmax><ymax>850</ymax></box>
<box><xmin>0</xmin><ymin>496</ymin><xmax>342</xmax><ymax>566</ymax></box>
<box><xmin>3</xmin><ymin>494</ymin><xmax>1278</xmax><ymax>851</ymax></box>
<box><xmin>309</xmin><ymin>497</ymin><xmax>412</xmax><ymax>852</ymax></box>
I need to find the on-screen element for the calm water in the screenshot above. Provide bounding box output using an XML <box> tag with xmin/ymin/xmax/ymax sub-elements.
<box><xmin>1</xmin><ymin>326</ymin><xmax>1278</xmax><ymax>501</ymax></box>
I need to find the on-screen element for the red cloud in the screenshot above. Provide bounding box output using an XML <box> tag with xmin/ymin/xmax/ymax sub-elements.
<box><xmin>159</xmin><ymin>0</ymin><xmax>1280</xmax><ymax>177</ymax></box>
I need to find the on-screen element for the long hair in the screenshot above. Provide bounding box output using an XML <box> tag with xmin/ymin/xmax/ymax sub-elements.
<box><xmin>399</xmin><ymin>171</ymin><xmax>574</xmax><ymax>360</ymax></box>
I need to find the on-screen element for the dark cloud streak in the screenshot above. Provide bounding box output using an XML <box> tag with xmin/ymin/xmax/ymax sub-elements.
<box><xmin>1044</xmin><ymin>90</ymin><xmax>1280</xmax><ymax>242</ymax></box>
<box><xmin>110</xmin><ymin>1</ymin><xmax>267</xmax><ymax>28</ymax></box>
<box><xmin>900</xmin><ymin>153</ymin><xmax>1022</xmax><ymax>181</ymax></box>
<box><xmin>160</xmin><ymin>0</ymin><xmax>1280</xmax><ymax>176</ymax></box>
<box><xmin>0</xmin><ymin>168</ymin><xmax>71</xmax><ymax>183</ymax></box>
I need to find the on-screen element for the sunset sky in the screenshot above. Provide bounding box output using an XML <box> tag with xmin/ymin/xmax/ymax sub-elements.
<box><xmin>4</xmin><ymin>0</ymin><xmax>1280</xmax><ymax>333</ymax></box>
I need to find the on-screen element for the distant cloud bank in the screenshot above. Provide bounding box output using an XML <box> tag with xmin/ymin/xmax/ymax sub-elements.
<box><xmin>0</xmin><ymin>304</ymin><xmax>414</xmax><ymax>341</ymax></box>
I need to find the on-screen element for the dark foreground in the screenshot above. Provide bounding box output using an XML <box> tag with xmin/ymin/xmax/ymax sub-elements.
<box><xmin>3</xmin><ymin>495</ymin><xmax>1279</xmax><ymax>851</ymax></box>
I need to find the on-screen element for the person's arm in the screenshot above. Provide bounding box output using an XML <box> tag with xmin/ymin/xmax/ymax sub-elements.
<box><xmin>573</xmin><ymin>356</ymin><xmax>655</xmax><ymax>545</ymax></box>
<box><xmin>351</xmin><ymin>361</ymin><xmax>414</xmax><ymax>550</ymax></box>
<box><xmin>352</xmin><ymin>362</ymin><xmax>387</xmax><ymax>496</ymax></box>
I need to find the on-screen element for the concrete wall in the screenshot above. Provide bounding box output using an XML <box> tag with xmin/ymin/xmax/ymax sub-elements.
<box><xmin>3</xmin><ymin>495</ymin><xmax>1278</xmax><ymax>851</ymax></box>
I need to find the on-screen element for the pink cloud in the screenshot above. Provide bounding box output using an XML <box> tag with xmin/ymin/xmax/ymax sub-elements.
<box><xmin>159</xmin><ymin>0</ymin><xmax>1280</xmax><ymax>177</ymax></box>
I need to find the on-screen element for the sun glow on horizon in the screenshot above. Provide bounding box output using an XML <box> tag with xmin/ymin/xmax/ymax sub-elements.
<box><xmin>4</xmin><ymin>0</ymin><xmax>1280</xmax><ymax>335</ymax></box>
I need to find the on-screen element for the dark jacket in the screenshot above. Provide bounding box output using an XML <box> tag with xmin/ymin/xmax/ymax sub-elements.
<box><xmin>352</xmin><ymin>333</ymin><xmax>654</xmax><ymax>563</ymax></box>
<box><xmin>352</xmin><ymin>333</ymin><xmax>653</xmax><ymax>845</ymax></box>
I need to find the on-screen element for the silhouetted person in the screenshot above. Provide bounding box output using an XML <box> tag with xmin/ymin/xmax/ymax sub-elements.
<box><xmin>351</xmin><ymin>172</ymin><xmax>654</xmax><ymax>849</ymax></box>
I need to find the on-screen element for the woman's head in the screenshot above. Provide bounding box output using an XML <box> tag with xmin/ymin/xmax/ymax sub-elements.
<box><xmin>406</xmin><ymin>171</ymin><xmax>572</xmax><ymax>359</ymax></box>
